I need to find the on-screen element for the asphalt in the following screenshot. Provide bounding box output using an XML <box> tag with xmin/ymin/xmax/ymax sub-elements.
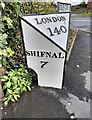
<box><xmin>71</xmin><ymin>16</ymin><xmax>92</xmax><ymax>33</ymax></box>
<box><xmin>1</xmin><ymin>16</ymin><xmax>92</xmax><ymax>119</ymax></box>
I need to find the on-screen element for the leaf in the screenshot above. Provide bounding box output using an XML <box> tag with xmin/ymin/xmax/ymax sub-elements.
<box><xmin>20</xmin><ymin>89</ymin><xmax>24</xmax><ymax>93</ymax></box>
<box><xmin>11</xmin><ymin>98</ymin><xmax>15</xmax><ymax>102</ymax></box>
<box><xmin>23</xmin><ymin>87</ymin><xmax>27</xmax><ymax>92</ymax></box>
<box><xmin>12</xmin><ymin>76</ymin><xmax>18</xmax><ymax>81</ymax></box>
<box><xmin>7</xmin><ymin>95</ymin><xmax>12</xmax><ymax>101</ymax></box>
<box><xmin>3</xmin><ymin>33</ymin><xmax>8</xmax><ymax>39</ymax></box>
<box><xmin>3</xmin><ymin>97</ymin><xmax>7</xmax><ymax>102</ymax></box>
<box><xmin>14</xmin><ymin>88</ymin><xmax>20</xmax><ymax>93</ymax></box>
<box><xmin>23</xmin><ymin>82</ymin><xmax>27</xmax><ymax>86</ymax></box>
<box><xmin>9</xmin><ymin>51</ymin><xmax>15</xmax><ymax>56</ymax></box>
<box><xmin>8</xmin><ymin>71</ymin><xmax>13</xmax><ymax>76</ymax></box>
<box><xmin>13</xmin><ymin>85</ymin><xmax>17</xmax><ymax>90</ymax></box>
<box><xmin>1</xmin><ymin>2</ymin><xmax>5</xmax><ymax>9</ymax></box>
<box><xmin>14</xmin><ymin>95</ymin><xmax>18</xmax><ymax>101</ymax></box>
<box><xmin>27</xmin><ymin>86</ymin><xmax>31</xmax><ymax>91</ymax></box>
<box><xmin>2</xmin><ymin>85</ymin><xmax>7</xmax><ymax>90</ymax></box>
<box><xmin>0</xmin><ymin>63</ymin><xmax>2</xmax><ymax>67</ymax></box>
<box><xmin>4</xmin><ymin>100</ymin><xmax>8</xmax><ymax>107</ymax></box>
<box><xmin>25</xmin><ymin>70</ymin><xmax>27</xmax><ymax>73</ymax></box>
<box><xmin>6</xmin><ymin>81</ymin><xmax>11</xmax><ymax>88</ymax></box>
<box><xmin>19</xmin><ymin>84</ymin><xmax>23</xmax><ymax>88</ymax></box>
<box><xmin>7</xmin><ymin>89</ymin><xmax>12</xmax><ymax>94</ymax></box>
<box><xmin>16</xmin><ymin>95</ymin><xmax>20</xmax><ymax>98</ymax></box>
<box><xmin>18</xmin><ymin>68</ymin><xmax>22</xmax><ymax>72</ymax></box>
<box><xmin>12</xmin><ymin>77</ymin><xmax>18</xmax><ymax>85</ymax></box>
<box><xmin>21</xmin><ymin>79</ymin><xmax>25</xmax><ymax>83</ymax></box>
<box><xmin>1</xmin><ymin>76</ymin><xmax>8</xmax><ymax>81</ymax></box>
<box><xmin>21</xmin><ymin>82</ymin><xmax>26</xmax><ymax>86</ymax></box>
<box><xmin>1</xmin><ymin>79</ymin><xmax>7</xmax><ymax>82</ymax></box>
<box><xmin>20</xmin><ymin>64</ymin><xmax>24</xmax><ymax>68</ymax></box>
<box><xmin>17</xmin><ymin>72</ymin><xmax>21</xmax><ymax>75</ymax></box>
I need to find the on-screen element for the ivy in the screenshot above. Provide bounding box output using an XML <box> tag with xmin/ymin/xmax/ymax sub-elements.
<box><xmin>0</xmin><ymin>1</ymin><xmax>57</xmax><ymax>106</ymax></box>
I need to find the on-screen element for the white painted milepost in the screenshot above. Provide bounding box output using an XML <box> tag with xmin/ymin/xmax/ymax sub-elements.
<box><xmin>20</xmin><ymin>13</ymin><xmax>70</xmax><ymax>89</ymax></box>
<box><xmin>57</xmin><ymin>2</ymin><xmax>71</xmax><ymax>13</ymax></box>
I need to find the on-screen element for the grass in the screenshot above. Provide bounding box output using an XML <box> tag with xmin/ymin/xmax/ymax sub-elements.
<box><xmin>78</xmin><ymin>11</ymin><xmax>92</xmax><ymax>17</ymax></box>
<box><xmin>68</xmin><ymin>29</ymin><xmax>77</xmax><ymax>52</ymax></box>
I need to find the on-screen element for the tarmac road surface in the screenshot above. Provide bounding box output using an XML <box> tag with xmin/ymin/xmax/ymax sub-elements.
<box><xmin>71</xmin><ymin>15</ymin><xmax>92</xmax><ymax>33</ymax></box>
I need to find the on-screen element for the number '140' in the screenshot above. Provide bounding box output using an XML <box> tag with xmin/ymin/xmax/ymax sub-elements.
<box><xmin>47</xmin><ymin>26</ymin><xmax>67</xmax><ymax>36</ymax></box>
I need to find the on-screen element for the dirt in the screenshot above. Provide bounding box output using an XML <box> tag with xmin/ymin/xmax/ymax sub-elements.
<box><xmin>68</xmin><ymin>29</ymin><xmax>77</xmax><ymax>52</ymax></box>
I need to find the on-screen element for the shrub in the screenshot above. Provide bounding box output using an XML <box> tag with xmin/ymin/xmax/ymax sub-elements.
<box><xmin>1</xmin><ymin>65</ymin><xmax>32</xmax><ymax>106</ymax></box>
<box><xmin>0</xmin><ymin>1</ymin><xmax>57</xmax><ymax>106</ymax></box>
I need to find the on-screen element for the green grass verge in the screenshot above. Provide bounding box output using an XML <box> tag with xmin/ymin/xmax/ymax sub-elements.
<box><xmin>77</xmin><ymin>11</ymin><xmax>92</xmax><ymax>17</ymax></box>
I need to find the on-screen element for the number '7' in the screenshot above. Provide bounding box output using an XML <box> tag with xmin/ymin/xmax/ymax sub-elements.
<box><xmin>41</xmin><ymin>61</ymin><xmax>48</xmax><ymax>68</ymax></box>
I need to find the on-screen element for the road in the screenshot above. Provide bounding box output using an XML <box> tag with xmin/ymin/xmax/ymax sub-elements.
<box><xmin>2</xmin><ymin>15</ymin><xmax>92</xmax><ymax>119</ymax></box>
<box><xmin>71</xmin><ymin>15</ymin><xmax>92</xmax><ymax>33</ymax></box>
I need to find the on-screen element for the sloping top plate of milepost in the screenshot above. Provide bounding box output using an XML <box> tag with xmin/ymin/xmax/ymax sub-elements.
<box><xmin>19</xmin><ymin>12</ymin><xmax>71</xmax><ymax>53</ymax></box>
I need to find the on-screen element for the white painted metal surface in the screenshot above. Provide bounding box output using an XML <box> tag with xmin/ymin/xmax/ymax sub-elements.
<box><xmin>20</xmin><ymin>13</ymin><xmax>70</xmax><ymax>89</ymax></box>
<box><xmin>22</xmin><ymin>13</ymin><xmax>70</xmax><ymax>51</ymax></box>
<box><xmin>57</xmin><ymin>2</ymin><xmax>71</xmax><ymax>12</ymax></box>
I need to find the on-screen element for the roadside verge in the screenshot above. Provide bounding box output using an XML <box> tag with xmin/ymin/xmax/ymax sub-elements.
<box><xmin>67</xmin><ymin>28</ymin><xmax>78</xmax><ymax>61</ymax></box>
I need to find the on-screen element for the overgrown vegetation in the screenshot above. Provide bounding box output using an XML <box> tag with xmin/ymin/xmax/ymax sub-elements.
<box><xmin>1</xmin><ymin>65</ymin><xmax>32</xmax><ymax>106</ymax></box>
<box><xmin>0</xmin><ymin>1</ymin><xmax>57</xmax><ymax>106</ymax></box>
<box><xmin>71</xmin><ymin>2</ymin><xmax>92</xmax><ymax>17</ymax></box>
<box><xmin>71</xmin><ymin>2</ymin><xmax>87</xmax><ymax>10</ymax></box>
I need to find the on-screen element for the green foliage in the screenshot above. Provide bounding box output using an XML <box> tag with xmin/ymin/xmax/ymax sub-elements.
<box><xmin>78</xmin><ymin>11</ymin><xmax>92</xmax><ymax>17</ymax></box>
<box><xmin>0</xmin><ymin>47</ymin><xmax>15</xmax><ymax>68</ymax></box>
<box><xmin>1</xmin><ymin>1</ymin><xmax>57</xmax><ymax>67</ymax></box>
<box><xmin>80</xmin><ymin>2</ymin><xmax>87</xmax><ymax>8</ymax></box>
<box><xmin>0</xmin><ymin>1</ymin><xmax>57</xmax><ymax>106</ymax></box>
<box><xmin>1</xmin><ymin>65</ymin><xmax>32</xmax><ymax>107</ymax></box>
<box><xmin>72</xmin><ymin>2</ymin><xmax>87</xmax><ymax>9</ymax></box>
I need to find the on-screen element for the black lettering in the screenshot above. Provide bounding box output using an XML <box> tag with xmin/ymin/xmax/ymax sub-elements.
<box><xmin>41</xmin><ymin>18</ymin><xmax>47</xmax><ymax>24</ymax></box>
<box><xmin>52</xmin><ymin>17</ymin><xmax>57</xmax><ymax>22</ymax></box>
<box><xmin>54</xmin><ymin>27</ymin><xmax>61</xmax><ymax>35</ymax></box>
<box><xmin>52</xmin><ymin>53</ymin><xmax>57</xmax><ymax>58</ymax></box>
<box><xmin>37</xmin><ymin>51</ymin><xmax>40</xmax><ymax>57</ymax></box>
<box><xmin>41</xmin><ymin>61</ymin><xmax>48</xmax><ymax>68</ymax></box>
<box><xmin>59</xmin><ymin>52</ymin><xmax>64</xmax><ymax>58</ymax></box>
<box><xmin>46</xmin><ymin>17</ymin><xmax>52</xmax><ymax>23</ymax></box>
<box><xmin>30</xmin><ymin>51</ymin><xmax>36</xmax><ymax>56</ymax></box>
<box><xmin>57</xmin><ymin>16</ymin><xmax>61</xmax><ymax>21</ymax></box>
<box><xmin>46</xmin><ymin>52</ymin><xmax>51</xmax><ymax>57</ymax></box>
<box><xmin>34</xmin><ymin>18</ymin><xmax>42</xmax><ymax>25</ymax></box>
<box><xmin>40</xmin><ymin>51</ymin><xmax>45</xmax><ymax>57</ymax></box>
<box><xmin>61</xmin><ymin>16</ymin><xmax>66</xmax><ymax>21</ymax></box>
<box><xmin>26</xmin><ymin>51</ymin><xmax>64</xmax><ymax>59</ymax></box>
<box><xmin>47</xmin><ymin>28</ymin><xmax>54</xmax><ymax>36</ymax></box>
<box><xmin>35</xmin><ymin>16</ymin><xmax>66</xmax><ymax>25</ymax></box>
<box><xmin>26</xmin><ymin>50</ymin><xmax>30</xmax><ymax>56</ymax></box>
<box><xmin>60</xmin><ymin>26</ymin><xmax>67</xmax><ymax>33</ymax></box>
